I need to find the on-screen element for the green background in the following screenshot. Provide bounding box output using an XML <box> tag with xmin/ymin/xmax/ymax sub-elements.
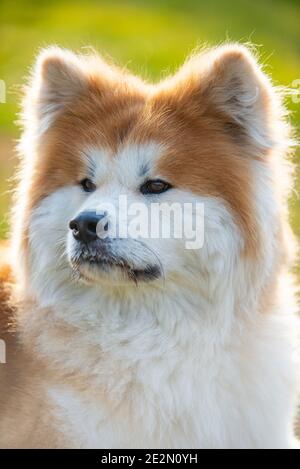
<box><xmin>0</xmin><ymin>0</ymin><xmax>299</xmax><ymax>265</ymax></box>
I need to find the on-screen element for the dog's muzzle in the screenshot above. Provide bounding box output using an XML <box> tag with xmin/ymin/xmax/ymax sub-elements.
<box><xmin>69</xmin><ymin>212</ymin><xmax>162</xmax><ymax>284</ymax></box>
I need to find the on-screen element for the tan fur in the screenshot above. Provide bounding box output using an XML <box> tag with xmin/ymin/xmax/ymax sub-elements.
<box><xmin>0</xmin><ymin>244</ymin><xmax>72</xmax><ymax>447</ymax></box>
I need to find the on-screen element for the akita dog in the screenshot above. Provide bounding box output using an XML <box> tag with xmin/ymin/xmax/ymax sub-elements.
<box><xmin>0</xmin><ymin>44</ymin><xmax>299</xmax><ymax>448</ymax></box>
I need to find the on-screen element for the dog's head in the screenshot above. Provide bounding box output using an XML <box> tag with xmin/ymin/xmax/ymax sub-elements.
<box><xmin>14</xmin><ymin>45</ymin><xmax>291</xmax><ymax>301</ymax></box>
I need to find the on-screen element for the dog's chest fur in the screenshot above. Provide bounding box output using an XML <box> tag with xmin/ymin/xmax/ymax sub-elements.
<box><xmin>24</xmin><ymin>287</ymin><xmax>297</xmax><ymax>449</ymax></box>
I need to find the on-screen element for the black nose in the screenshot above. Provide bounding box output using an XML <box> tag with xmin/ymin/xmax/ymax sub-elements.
<box><xmin>69</xmin><ymin>211</ymin><xmax>108</xmax><ymax>243</ymax></box>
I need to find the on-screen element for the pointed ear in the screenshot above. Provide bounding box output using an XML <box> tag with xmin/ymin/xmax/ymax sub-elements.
<box><xmin>171</xmin><ymin>45</ymin><xmax>281</xmax><ymax>150</ymax></box>
<box><xmin>24</xmin><ymin>47</ymin><xmax>89</xmax><ymax>133</ymax></box>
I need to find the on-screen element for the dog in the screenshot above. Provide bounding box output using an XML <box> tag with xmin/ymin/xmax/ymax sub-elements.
<box><xmin>0</xmin><ymin>44</ymin><xmax>299</xmax><ymax>449</ymax></box>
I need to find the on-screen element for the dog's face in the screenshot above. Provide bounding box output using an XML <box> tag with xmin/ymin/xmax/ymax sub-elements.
<box><xmin>64</xmin><ymin>142</ymin><xmax>203</xmax><ymax>286</ymax></box>
<box><xmin>16</xmin><ymin>45</ymin><xmax>283</xmax><ymax>293</ymax></box>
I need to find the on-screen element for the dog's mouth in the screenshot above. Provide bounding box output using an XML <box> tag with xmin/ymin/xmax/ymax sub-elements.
<box><xmin>69</xmin><ymin>241</ymin><xmax>162</xmax><ymax>285</ymax></box>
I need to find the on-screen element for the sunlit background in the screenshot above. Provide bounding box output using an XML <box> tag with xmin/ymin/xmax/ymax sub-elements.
<box><xmin>0</xmin><ymin>0</ymin><xmax>299</xmax><ymax>271</ymax></box>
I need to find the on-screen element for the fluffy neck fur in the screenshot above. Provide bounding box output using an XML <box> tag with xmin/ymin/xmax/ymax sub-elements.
<box><xmin>13</xmin><ymin>240</ymin><xmax>298</xmax><ymax>449</ymax></box>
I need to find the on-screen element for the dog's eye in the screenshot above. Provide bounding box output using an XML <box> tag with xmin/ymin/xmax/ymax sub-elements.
<box><xmin>80</xmin><ymin>178</ymin><xmax>97</xmax><ymax>193</ymax></box>
<box><xmin>140</xmin><ymin>179</ymin><xmax>172</xmax><ymax>195</ymax></box>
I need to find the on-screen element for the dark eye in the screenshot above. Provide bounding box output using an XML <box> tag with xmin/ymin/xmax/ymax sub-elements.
<box><xmin>140</xmin><ymin>179</ymin><xmax>172</xmax><ymax>195</ymax></box>
<box><xmin>80</xmin><ymin>178</ymin><xmax>97</xmax><ymax>193</ymax></box>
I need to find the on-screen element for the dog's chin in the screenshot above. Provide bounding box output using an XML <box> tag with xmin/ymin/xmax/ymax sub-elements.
<box><xmin>70</xmin><ymin>256</ymin><xmax>162</xmax><ymax>287</ymax></box>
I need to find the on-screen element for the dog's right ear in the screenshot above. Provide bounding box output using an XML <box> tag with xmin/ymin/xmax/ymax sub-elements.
<box><xmin>24</xmin><ymin>47</ymin><xmax>89</xmax><ymax>133</ymax></box>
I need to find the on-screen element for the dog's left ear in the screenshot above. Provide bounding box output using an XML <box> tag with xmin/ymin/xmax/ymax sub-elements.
<box><xmin>24</xmin><ymin>47</ymin><xmax>117</xmax><ymax>135</ymax></box>
<box><xmin>165</xmin><ymin>45</ymin><xmax>281</xmax><ymax>150</ymax></box>
<box><xmin>37</xmin><ymin>47</ymin><xmax>88</xmax><ymax>105</ymax></box>
<box><xmin>24</xmin><ymin>47</ymin><xmax>89</xmax><ymax>132</ymax></box>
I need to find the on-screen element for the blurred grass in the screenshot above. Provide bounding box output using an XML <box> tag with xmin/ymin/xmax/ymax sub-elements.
<box><xmin>0</xmin><ymin>0</ymin><xmax>299</xmax><ymax>245</ymax></box>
